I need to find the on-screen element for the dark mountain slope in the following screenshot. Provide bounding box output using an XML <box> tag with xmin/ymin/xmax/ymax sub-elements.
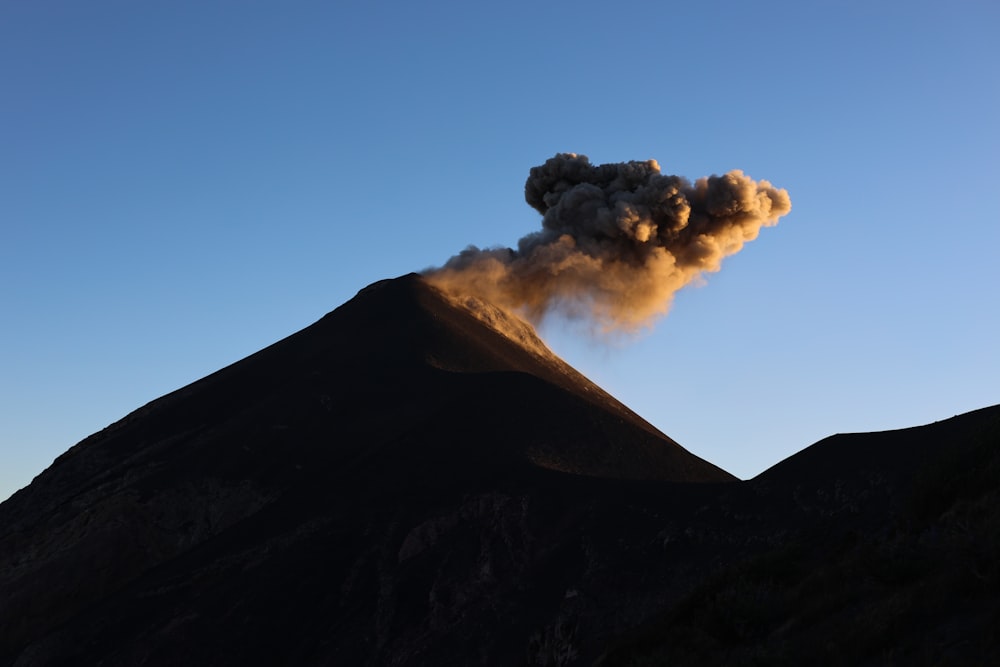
<box><xmin>3</xmin><ymin>273</ymin><xmax>996</xmax><ymax>665</ymax></box>
<box><xmin>757</xmin><ymin>404</ymin><xmax>1000</xmax><ymax>489</ymax></box>
<box><xmin>599</xmin><ymin>405</ymin><xmax>1000</xmax><ymax>666</ymax></box>
<box><xmin>0</xmin><ymin>274</ymin><xmax>732</xmax><ymax>666</ymax></box>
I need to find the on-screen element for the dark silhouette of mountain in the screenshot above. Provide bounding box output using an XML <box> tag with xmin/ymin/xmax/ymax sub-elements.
<box><xmin>1</xmin><ymin>274</ymin><xmax>997</xmax><ymax>666</ymax></box>
<box><xmin>0</xmin><ymin>274</ymin><xmax>729</xmax><ymax>666</ymax></box>
<box><xmin>600</xmin><ymin>406</ymin><xmax>1000</xmax><ymax>666</ymax></box>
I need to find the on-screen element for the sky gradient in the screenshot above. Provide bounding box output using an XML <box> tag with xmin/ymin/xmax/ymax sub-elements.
<box><xmin>3</xmin><ymin>0</ymin><xmax>999</xmax><ymax>501</ymax></box>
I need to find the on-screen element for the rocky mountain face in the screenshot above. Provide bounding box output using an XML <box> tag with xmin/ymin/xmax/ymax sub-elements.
<box><xmin>1</xmin><ymin>274</ymin><xmax>997</xmax><ymax>665</ymax></box>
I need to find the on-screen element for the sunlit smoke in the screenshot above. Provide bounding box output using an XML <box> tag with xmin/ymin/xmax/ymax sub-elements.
<box><xmin>424</xmin><ymin>153</ymin><xmax>791</xmax><ymax>332</ymax></box>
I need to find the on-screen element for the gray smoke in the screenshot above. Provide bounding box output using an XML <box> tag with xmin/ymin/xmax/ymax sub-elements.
<box><xmin>425</xmin><ymin>153</ymin><xmax>791</xmax><ymax>331</ymax></box>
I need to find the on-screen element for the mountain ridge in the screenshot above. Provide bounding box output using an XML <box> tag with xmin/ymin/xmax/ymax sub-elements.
<box><xmin>0</xmin><ymin>273</ymin><xmax>730</xmax><ymax>664</ymax></box>
<box><xmin>1</xmin><ymin>274</ymin><xmax>996</xmax><ymax>665</ymax></box>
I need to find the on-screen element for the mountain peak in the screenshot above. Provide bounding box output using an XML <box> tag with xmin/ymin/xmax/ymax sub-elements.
<box><xmin>2</xmin><ymin>274</ymin><xmax>995</xmax><ymax>665</ymax></box>
<box><xmin>4</xmin><ymin>273</ymin><xmax>733</xmax><ymax>524</ymax></box>
<box><xmin>0</xmin><ymin>273</ymin><xmax>733</xmax><ymax>665</ymax></box>
<box><xmin>351</xmin><ymin>271</ymin><xmax>549</xmax><ymax>350</ymax></box>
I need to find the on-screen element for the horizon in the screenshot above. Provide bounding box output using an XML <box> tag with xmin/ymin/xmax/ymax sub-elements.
<box><xmin>3</xmin><ymin>1</ymin><xmax>999</xmax><ymax>502</ymax></box>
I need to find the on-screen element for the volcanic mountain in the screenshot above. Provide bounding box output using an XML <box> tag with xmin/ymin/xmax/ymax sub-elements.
<box><xmin>0</xmin><ymin>273</ymin><xmax>730</xmax><ymax>665</ymax></box>
<box><xmin>2</xmin><ymin>274</ymin><xmax>998</xmax><ymax>666</ymax></box>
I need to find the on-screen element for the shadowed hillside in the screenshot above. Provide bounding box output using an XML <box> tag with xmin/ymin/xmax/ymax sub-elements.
<box><xmin>598</xmin><ymin>406</ymin><xmax>1000</xmax><ymax>666</ymax></box>
<box><xmin>0</xmin><ymin>274</ymin><xmax>730</xmax><ymax>666</ymax></box>
<box><xmin>1</xmin><ymin>275</ymin><xmax>996</xmax><ymax>666</ymax></box>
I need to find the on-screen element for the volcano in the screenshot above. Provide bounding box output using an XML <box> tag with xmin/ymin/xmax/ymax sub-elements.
<box><xmin>0</xmin><ymin>274</ymin><xmax>730</xmax><ymax>665</ymax></box>
<box><xmin>2</xmin><ymin>274</ymin><xmax>998</xmax><ymax>666</ymax></box>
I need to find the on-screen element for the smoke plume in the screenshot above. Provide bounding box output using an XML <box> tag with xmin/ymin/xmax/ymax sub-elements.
<box><xmin>424</xmin><ymin>153</ymin><xmax>791</xmax><ymax>332</ymax></box>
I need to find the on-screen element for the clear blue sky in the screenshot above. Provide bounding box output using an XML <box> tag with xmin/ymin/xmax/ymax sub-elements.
<box><xmin>3</xmin><ymin>0</ymin><xmax>998</xmax><ymax>501</ymax></box>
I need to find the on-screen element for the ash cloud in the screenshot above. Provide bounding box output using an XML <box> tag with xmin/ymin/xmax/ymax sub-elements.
<box><xmin>425</xmin><ymin>153</ymin><xmax>791</xmax><ymax>331</ymax></box>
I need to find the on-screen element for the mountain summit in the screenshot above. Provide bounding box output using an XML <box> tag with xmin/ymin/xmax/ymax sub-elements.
<box><xmin>6</xmin><ymin>274</ymin><xmax>996</xmax><ymax>665</ymax></box>
<box><xmin>0</xmin><ymin>273</ymin><xmax>731</xmax><ymax>665</ymax></box>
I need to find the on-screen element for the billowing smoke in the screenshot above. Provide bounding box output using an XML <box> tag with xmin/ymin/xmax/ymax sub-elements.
<box><xmin>424</xmin><ymin>153</ymin><xmax>791</xmax><ymax>332</ymax></box>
